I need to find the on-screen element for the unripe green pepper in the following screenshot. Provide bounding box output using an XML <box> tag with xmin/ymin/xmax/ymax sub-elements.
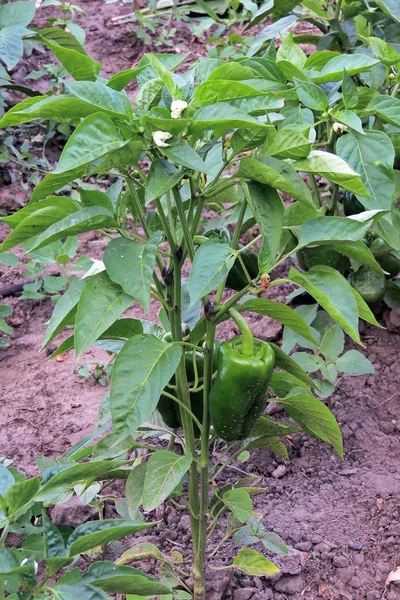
<box><xmin>157</xmin><ymin>342</ymin><xmax>220</xmax><ymax>433</ymax></box>
<box><xmin>209</xmin><ymin>310</ymin><xmax>275</xmax><ymax>441</ymax></box>
<box><xmin>204</xmin><ymin>227</ymin><xmax>259</xmax><ymax>291</ymax></box>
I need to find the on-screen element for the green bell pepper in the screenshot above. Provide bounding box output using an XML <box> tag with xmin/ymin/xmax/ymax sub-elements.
<box><xmin>209</xmin><ymin>309</ymin><xmax>275</xmax><ymax>441</ymax></box>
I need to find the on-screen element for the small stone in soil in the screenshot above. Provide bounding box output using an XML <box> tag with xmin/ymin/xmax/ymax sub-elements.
<box><xmin>272</xmin><ymin>465</ymin><xmax>287</xmax><ymax>479</ymax></box>
<box><xmin>348</xmin><ymin>540</ymin><xmax>362</xmax><ymax>550</ymax></box>
<box><xmin>233</xmin><ymin>588</ymin><xmax>257</xmax><ymax>600</ymax></box>
<box><xmin>274</xmin><ymin>574</ymin><xmax>304</xmax><ymax>595</ymax></box>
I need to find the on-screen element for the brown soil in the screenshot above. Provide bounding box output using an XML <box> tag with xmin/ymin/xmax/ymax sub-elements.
<box><xmin>1</xmin><ymin>3</ymin><xmax>400</xmax><ymax>600</ymax></box>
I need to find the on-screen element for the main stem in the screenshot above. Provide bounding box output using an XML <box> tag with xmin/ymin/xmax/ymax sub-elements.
<box><xmin>193</xmin><ymin>319</ymin><xmax>216</xmax><ymax>600</ymax></box>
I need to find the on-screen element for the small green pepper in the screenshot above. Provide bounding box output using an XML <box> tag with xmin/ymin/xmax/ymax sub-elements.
<box><xmin>157</xmin><ymin>341</ymin><xmax>220</xmax><ymax>433</ymax></box>
<box><xmin>209</xmin><ymin>309</ymin><xmax>275</xmax><ymax>441</ymax></box>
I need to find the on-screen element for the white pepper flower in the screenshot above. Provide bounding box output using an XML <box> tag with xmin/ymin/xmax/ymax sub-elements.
<box><xmin>333</xmin><ymin>122</ymin><xmax>348</xmax><ymax>135</ymax></box>
<box><xmin>170</xmin><ymin>100</ymin><xmax>188</xmax><ymax>119</ymax></box>
<box><xmin>153</xmin><ymin>130</ymin><xmax>173</xmax><ymax>148</ymax></box>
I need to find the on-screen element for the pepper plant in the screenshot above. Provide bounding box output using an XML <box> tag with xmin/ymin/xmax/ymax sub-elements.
<box><xmin>0</xmin><ymin>29</ymin><xmax>398</xmax><ymax>599</ymax></box>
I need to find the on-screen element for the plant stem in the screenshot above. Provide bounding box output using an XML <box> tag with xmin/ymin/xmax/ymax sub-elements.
<box><xmin>0</xmin><ymin>523</ymin><xmax>9</xmax><ymax>546</ymax></box>
<box><xmin>161</xmin><ymin>391</ymin><xmax>203</xmax><ymax>433</ymax></box>
<box><xmin>169</xmin><ymin>258</ymin><xmax>201</xmax><ymax>558</ymax></box>
<box><xmin>228</xmin><ymin>308</ymin><xmax>254</xmax><ymax>356</ymax></box>
<box><xmin>173</xmin><ymin>187</ymin><xmax>196</xmax><ymax>261</ymax></box>
<box><xmin>194</xmin><ymin>319</ymin><xmax>216</xmax><ymax>600</ymax></box>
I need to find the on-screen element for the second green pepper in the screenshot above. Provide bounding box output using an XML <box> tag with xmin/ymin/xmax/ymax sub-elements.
<box><xmin>209</xmin><ymin>311</ymin><xmax>275</xmax><ymax>441</ymax></box>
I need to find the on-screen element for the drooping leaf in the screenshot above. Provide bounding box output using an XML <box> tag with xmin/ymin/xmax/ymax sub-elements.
<box><xmin>294</xmin><ymin>151</ymin><xmax>371</xmax><ymax>197</ymax></box>
<box><xmin>336</xmin><ymin>130</ymin><xmax>395</xmax><ymax>210</ymax></box>
<box><xmin>104</xmin><ymin>232</ymin><xmax>162</xmax><ymax>312</ymax></box>
<box><xmin>75</xmin><ymin>271</ymin><xmax>133</xmax><ymax>357</ymax></box>
<box><xmin>189</xmin><ymin>239</ymin><xmax>235</xmax><ymax>306</ymax></box>
<box><xmin>111</xmin><ymin>335</ymin><xmax>181</xmax><ymax>437</ymax></box>
<box><xmin>288</xmin><ymin>267</ymin><xmax>361</xmax><ymax>345</ymax></box>
<box><xmin>279</xmin><ymin>388</ymin><xmax>343</xmax><ymax>457</ymax></box>
<box><xmin>145</xmin><ymin>158</ymin><xmax>186</xmax><ymax>204</ymax></box>
<box><xmin>39</xmin><ymin>27</ymin><xmax>101</xmax><ymax>81</ymax></box>
<box><xmin>42</xmin><ymin>277</ymin><xmax>86</xmax><ymax>349</ymax></box>
<box><xmin>298</xmin><ymin>215</ymin><xmax>374</xmax><ymax>247</ymax></box>
<box><xmin>237</xmin><ymin>156</ymin><xmax>314</xmax><ymax>206</ymax></box>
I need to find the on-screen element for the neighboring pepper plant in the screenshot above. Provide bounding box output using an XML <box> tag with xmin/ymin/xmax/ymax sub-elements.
<box><xmin>0</xmin><ymin>29</ymin><xmax>397</xmax><ymax>599</ymax></box>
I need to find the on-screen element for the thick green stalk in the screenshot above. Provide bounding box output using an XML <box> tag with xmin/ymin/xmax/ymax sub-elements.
<box><xmin>173</xmin><ymin>187</ymin><xmax>196</xmax><ymax>262</ymax></box>
<box><xmin>228</xmin><ymin>308</ymin><xmax>254</xmax><ymax>356</ymax></box>
<box><xmin>194</xmin><ymin>319</ymin><xmax>216</xmax><ymax>600</ymax></box>
<box><xmin>169</xmin><ymin>258</ymin><xmax>201</xmax><ymax>554</ymax></box>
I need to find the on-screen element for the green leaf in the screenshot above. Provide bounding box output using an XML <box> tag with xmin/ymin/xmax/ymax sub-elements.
<box><xmin>125</xmin><ymin>464</ymin><xmax>146</xmax><ymax>517</ymax></box>
<box><xmin>0</xmin><ymin>1</ymin><xmax>35</xmax><ymax>28</ymax></box>
<box><xmin>267</xmin><ymin>128</ymin><xmax>313</xmax><ymax>160</ymax></box>
<box><xmin>333</xmin><ymin>110</ymin><xmax>364</xmax><ymax>135</ymax></box>
<box><xmin>0</xmin><ymin>251</ymin><xmax>17</xmax><ymax>266</ymax></box>
<box><xmin>189</xmin><ymin>239</ymin><xmax>235</xmax><ymax>306</ymax></box>
<box><xmin>0</xmin><ymin>547</ymin><xmax>34</xmax><ymax>576</ymax></box>
<box><xmin>142</xmin><ymin>450</ymin><xmax>192</xmax><ymax>512</ymax></box>
<box><xmin>350</xmin><ymin>285</ymin><xmax>384</xmax><ymax>329</ymax></box>
<box><xmin>288</xmin><ymin>267</ymin><xmax>361</xmax><ymax>345</ymax></box>
<box><xmin>38</xmin><ymin>460</ymin><xmax>128</xmax><ymax>496</ymax></box>
<box><xmin>162</xmin><ymin>138</ymin><xmax>206</xmax><ymax>172</ymax></box>
<box><xmin>223</xmin><ymin>489</ymin><xmax>253</xmax><ymax>523</ymax></box>
<box><xmin>111</xmin><ymin>334</ymin><xmax>182</xmax><ymax>437</ymax></box>
<box><xmin>42</xmin><ymin>277</ymin><xmax>86</xmax><ymax>348</ymax></box>
<box><xmin>0</xmin><ymin>95</ymin><xmax>98</xmax><ymax>127</ymax></box>
<box><xmin>294</xmin><ymin>151</ymin><xmax>371</xmax><ymax>197</ymax></box>
<box><xmin>0</xmin><ymin>26</ymin><xmax>25</xmax><ymax>70</ymax></box>
<box><xmin>75</xmin><ymin>271</ymin><xmax>133</xmax><ymax>358</ymax></box>
<box><xmin>320</xmin><ymin>325</ymin><xmax>344</xmax><ymax>360</ymax></box>
<box><xmin>42</xmin><ymin>511</ymin><xmax>66</xmax><ymax>558</ymax></box>
<box><xmin>365</xmin><ymin>37</ymin><xmax>400</xmax><ymax>66</ymax></box>
<box><xmin>277</xmin><ymin>31</ymin><xmax>306</xmax><ymax>68</ymax></box>
<box><xmin>0</xmin><ymin>464</ymin><xmax>14</xmax><ymax>495</ymax></box>
<box><xmin>332</xmin><ymin>240</ymin><xmax>384</xmax><ymax>274</ymax></box>
<box><xmin>237</xmin><ymin>156</ymin><xmax>314</xmax><ymax>206</ymax></box>
<box><xmin>269</xmin><ymin>343</ymin><xmax>316</xmax><ymax>388</ymax></box>
<box><xmin>245</xmin><ymin>182</ymin><xmax>283</xmax><ymax>273</ymax></box>
<box><xmin>146</xmin><ymin>54</ymin><xmax>179</xmax><ymax>98</ymax></box>
<box><xmin>28</xmin><ymin>206</ymin><xmax>117</xmax><ymax>252</ymax></box>
<box><xmin>39</xmin><ymin>28</ymin><xmax>101</xmax><ymax>81</ymax></box>
<box><xmin>54</xmin><ymin>113</ymin><xmax>129</xmax><ymax>174</ymax></box>
<box><xmin>375</xmin><ymin>0</ymin><xmax>400</xmax><ymax>22</ymax></box>
<box><xmin>107</xmin><ymin>66</ymin><xmax>145</xmax><ymax>91</ymax></box>
<box><xmin>5</xmin><ymin>477</ymin><xmax>40</xmax><ymax>516</ymax></box>
<box><xmin>294</xmin><ymin>78</ymin><xmax>328</xmax><ymax>111</ymax></box>
<box><xmin>31</xmin><ymin>167</ymin><xmax>86</xmax><ymax>203</ymax></box>
<box><xmin>82</xmin><ymin>561</ymin><xmax>172</xmax><ymax>596</ymax></box>
<box><xmin>195</xmin><ymin>80</ymin><xmax>272</xmax><ymax>103</ymax></box>
<box><xmin>47</xmin><ymin>583</ymin><xmax>108</xmax><ymax>600</ymax></box>
<box><xmin>298</xmin><ymin>216</ymin><xmax>373</xmax><ymax>247</ymax></box>
<box><xmin>0</xmin><ymin>199</ymin><xmax>79</xmax><ymax>252</ymax></box>
<box><xmin>291</xmin><ymin>352</ymin><xmax>324</xmax><ymax>373</ymax></box>
<box><xmin>67</xmin><ymin>520</ymin><xmax>154</xmax><ymax>556</ymax></box>
<box><xmin>246</xmin><ymin>435</ymin><xmax>288</xmax><ymax>458</ymax></box>
<box><xmin>104</xmin><ymin>232</ymin><xmax>162</xmax><ymax>312</ymax></box>
<box><xmin>336</xmin><ymin>349</ymin><xmax>374</xmax><ymax>375</ymax></box>
<box><xmin>342</xmin><ymin>68</ymin><xmax>359</xmax><ymax>109</ymax></box>
<box><xmin>80</xmin><ymin>189</ymin><xmax>114</xmax><ymax>212</ymax></box>
<box><xmin>279</xmin><ymin>388</ymin><xmax>343</xmax><ymax>457</ymax></box>
<box><xmin>247</xmin><ymin>14</ymin><xmax>298</xmax><ymax>55</ymax></box>
<box><xmin>188</xmin><ymin>103</ymin><xmax>269</xmax><ymax>136</ymax></box>
<box><xmin>365</xmin><ymin>94</ymin><xmax>400</xmax><ymax>128</ymax></box>
<box><xmin>66</xmin><ymin>81</ymin><xmax>133</xmax><ymax>120</ymax></box>
<box><xmin>336</xmin><ymin>131</ymin><xmax>395</xmax><ymax>210</ymax></box>
<box><xmin>145</xmin><ymin>158</ymin><xmax>186</xmax><ymax>205</ymax></box>
<box><xmin>232</xmin><ymin>548</ymin><xmax>280</xmax><ymax>576</ymax></box>
<box><xmin>237</xmin><ymin>298</ymin><xmax>316</xmax><ymax>344</ymax></box>
<box><xmin>311</xmin><ymin>54</ymin><xmax>379</xmax><ymax>84</ymax></box>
